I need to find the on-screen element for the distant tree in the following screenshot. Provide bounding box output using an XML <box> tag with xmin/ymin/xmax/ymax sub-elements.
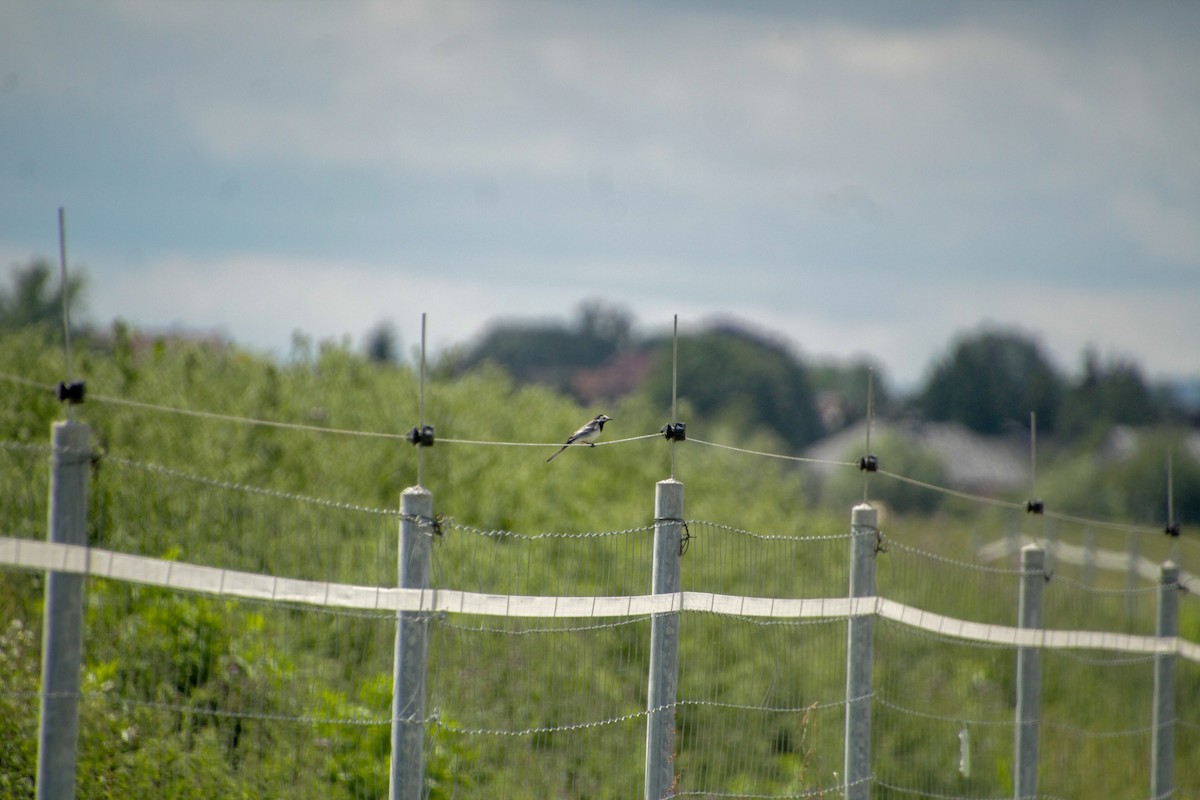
<box><xmin>363</xmin><ymin>320</ymin><xmax>401</xmax><ymax>365</ymax></box>
<box><xmin>1058</xmin><ymin>348</ymin><xmax>1161</xmax><ymax>438</ymax></box>
<box><xmin>807</xmin><ymin>359</ymin><xmax>893</xmax><ymax>432</ymax></box>
<box><xmin>575</xmin><ymin>298</ymin><xmax>633</xmax><ymax>352</ymax></box>
<box><xmin>458</xmin><ymin>299</ymin><xmax>634</xmax><ymax>392</ymax></box>
<box><xmin>916</xmin><ymin>327</ymin><xmax>1063</xmax><ymax>436</ymax></box>
<box><xmin>0</xmin><ymin>259</ymin><xmax>86</xmax><ymax>335</ymax></box>
<box><xmin>641</xmin><ymin>322</ymin><xmax>823</xmax><ymax>450</ymax></box>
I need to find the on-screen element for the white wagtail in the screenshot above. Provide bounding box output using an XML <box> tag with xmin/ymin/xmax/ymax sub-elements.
<box><xmin>546</xmin><ymin>414</ymin><xmax>613</xmax><ymax>462</ymax></box>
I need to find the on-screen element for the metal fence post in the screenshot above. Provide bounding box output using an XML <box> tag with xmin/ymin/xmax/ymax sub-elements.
<box><xmin>844</xmin><ymin>503</ymin><xmax>877</xmax><ymax>800</ymax></box>
<box><xmin>36</xmin><ymin>420</ymin><xmax>90</xmax><ymax>800</ymax></box>
<box><xmin>1151</xmin><ymin>561</ymin><xmax>1178</xmax><ymax>799</ymax></box>
<box><xmin>390</xmin><ymin>486</ymin><xmax>433</xmax><ymax>800</ymax></box>
<box><xmin>645</xmin><ymin>478</ymin><xmax>683</xmax><ymax>800</ymax></box>
<box><xmin>1014</xmin><ymin>544</ymin><xmax>1044</xmax><ymax>800</ymax></box>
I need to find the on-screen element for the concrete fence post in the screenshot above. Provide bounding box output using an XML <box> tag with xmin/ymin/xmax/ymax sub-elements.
<box><xmin>1014</xmin><ymin>544</ymin><xmax>1044</xmax><ymax>799</ymax></box>
<box><xmin>390</xmin><ymin>486</ymin><xmax>433</xmax><ymax>800</ymax></box>
<box><xmin>1151</xmin><ymin>561</ymin><xmax>1179</xmax><ymax>799</ymax></box>
<box><xmin>645</xmin><ymin>479</ymin><xmax>683</xmax><ymax>800</ymax></box>
<box><xmin>844</xmin><ymin>503</ymin><xmax>877</xmax><ymax>800</ymax></box>
<box><xmin>36</xmin><ymin>420</ymin><xmax>90</xmax><ymax>800</ymax></box>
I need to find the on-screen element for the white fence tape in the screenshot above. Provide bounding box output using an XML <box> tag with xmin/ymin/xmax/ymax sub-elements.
<box><xmin>2</xmin><ymin>536</ymin><xmax>1196</xmax><ymax>663</ymax></box>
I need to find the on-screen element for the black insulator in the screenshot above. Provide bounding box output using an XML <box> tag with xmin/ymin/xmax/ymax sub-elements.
<box><xmin>56</xmin><ymin>381</ymin><xmax>86</xmax><ymax>405</ymax></box>
<box><xmin>661</xmin><ymin>422</ymin><xmax>687</xmax><ymax>442</ymax></box>
<box><xmin>1165</xmin><ymin>522</ymin><xmax>1181</xmax><ymax>538</ymax></box>
<box><xmin>859</xmin><ymin>454</ymin><xmax>879</xmax><ymax>472</ymax></box>
<box><xmin>405</xmin><ymin>425</ymin><xmax>435</xmax><ymax>447</ymax></box>
<box><xmin>1026</xmin><ymin>499</ymin><xmax>1044</xmax><ymax>515</ymax></box>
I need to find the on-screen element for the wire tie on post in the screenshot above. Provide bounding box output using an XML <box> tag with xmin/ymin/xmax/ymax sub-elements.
<box><xmin>1164</xmin><ymin>522</ymin><xmax>1181</xmax><ymax>538</ymax></box>
<box><xmin>858</xmin><ymin>454</ymin><xmax>878</xmax><ymax>472</ymax></box>
<box><xmin>1025</xmin><ymin>499</ymin><xmax>1044</xmax><ymax>515</ymax></box>
<box><xmin>653</xmin><ymin>516</ymin><xmax>689</xmax><ymax>556</ymax></box>
<box><xmin>400</xmin><ymin>513</ymin><xmax>441</xmax><ymax>537</ymax></box>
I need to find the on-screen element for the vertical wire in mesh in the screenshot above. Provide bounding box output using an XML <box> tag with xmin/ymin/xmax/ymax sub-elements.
<box><xmin>872</xmin><ymin>618</ymin><xmax>1016</xmax><ymax>798</ymax></box>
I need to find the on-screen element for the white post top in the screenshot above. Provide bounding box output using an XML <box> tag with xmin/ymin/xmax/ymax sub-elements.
<box><xmin>851</xmin><ymin>503</ymin><xmax>877</xmax><ymax>526</ymax></box>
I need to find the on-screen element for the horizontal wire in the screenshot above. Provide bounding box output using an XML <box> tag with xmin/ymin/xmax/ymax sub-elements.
<box><xmin>3</xmin><ymin>435</ymin><xmax>1187</xmax><ymax>572</ymax></box>
<box><xmin>672</xmin><ymin>781</ymin><xmax>852</xmax><ymax>799</ymax></box>
<box><xmin>0</xmin><ymin>367</ymin><xmax>1188</xmax><ymax>536</ymax></box>
<box><xmin>104</xmin><ymin>453</ymin><xmax>402</xmax><ymax>516</ymax></box>
<box><xmin>877</xmin><ymin>693</ymin><xmax>1158</xmax><ymax>738</ymax></box>
<box><xmin>690</xmin><ymin>436</ymin><xmax>857</xmax><ymax>468</ymax></box>
<box><xmin>877</xmin><ymin>468</ymin><xmax>1025</xmax><ymax>511</ymax></box>
<box><xmin>690</xmin><ymin>519</ymin><xmax>850</xmax><ymax>542</ymax></box>
<box><xmin>95</xmin><ymin>392</ymin><xmax>412</xmax><ymax>440</ymax></box>
<box><xmin>441</xmin><ymin>432</ymin><xmax>661</xmax><ymax>447</ymax></box>
<box><xmin>0</xmin><ymin>373</ymin><xmax>54</xmax><ymax>392</ymax></box>
<box><xmin>445</xmin><ymin>519</ymin><xmax>654</xmax><ymax>540</ymax></box>
<box><xmin>1043</xmin><ymin>508</ymin><xmax>1160</xmax><ymax>536</ymax></box>
<box><xmin>874</xmin><ymin>695</ymin><xmax>1013</xmax><ymax>728</ymax></box>
<box><xmin>872</xmin><ymin>778</ymin><xmax>1066</xmax><ymax>800</ymax></box>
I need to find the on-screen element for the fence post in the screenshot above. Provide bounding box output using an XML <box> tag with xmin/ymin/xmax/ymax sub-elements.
<box><xmin>1151</xmin><ymin>561</ymin><xmax>1178</xmax><ymax>799</ymax></box>
<box><xmin>36</xmin><ymin>420</ymin><xmax>90</xmax><ymax>800</ymax></box>
<box><xmin>645</xmin><ymin>478</ymin><xmax>683</xmax><ymax>800</ymax></box>
<box><xmin>844</xmin><ymin>503</ymin><xmax>877</xmax><ymax>800</ymax></box>
<box><xmin>390</xmin><ymin>486</ymin><xmax>433</xmax><ymax>800</ymax></box>
<box><xmin>1014</xmin><ymin>544</ymin><xmax>1044</xmax><ymax>800</ymax></box>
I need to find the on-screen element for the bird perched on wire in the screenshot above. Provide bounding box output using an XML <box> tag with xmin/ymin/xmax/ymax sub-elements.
<box><xmin>546</xmin><ymin>414</ymin><xmax>613</xmax><ymax>462</ymax></box>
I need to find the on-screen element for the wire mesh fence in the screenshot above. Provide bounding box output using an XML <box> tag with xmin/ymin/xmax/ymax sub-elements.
<box><xmin>2</xmin><ymin>428</ymin><xmax>1199</xmax><ymax>799</ymax></box>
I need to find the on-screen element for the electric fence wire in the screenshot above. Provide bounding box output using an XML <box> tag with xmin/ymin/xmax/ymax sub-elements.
<box><xmin>0</xmin><ymin>369</ymin><xmax>1190</xmax><ymax>540</ymax></box>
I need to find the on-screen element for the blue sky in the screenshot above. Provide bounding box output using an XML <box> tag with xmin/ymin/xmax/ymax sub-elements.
<box><xmin>2</xmin><ymin>1</ymin><xmax>1197</xmax><ymax>389</ymax></box>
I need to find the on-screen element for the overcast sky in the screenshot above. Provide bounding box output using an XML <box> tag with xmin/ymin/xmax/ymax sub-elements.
<box><xmin>2</xmin><ymin>1</ymin><xmax>1197</xmax><ymax>389</ymax></box>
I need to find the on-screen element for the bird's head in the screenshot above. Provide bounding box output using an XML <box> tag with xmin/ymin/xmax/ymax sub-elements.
<box><xmin>594</xmin><ymin>414</ymin><xmax>612</xmax><ymax>427</ymax></box>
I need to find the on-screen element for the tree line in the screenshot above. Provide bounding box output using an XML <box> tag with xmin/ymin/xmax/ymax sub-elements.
<box><xmin>2</xmin><ymin>259</ymin><xmax>1195</xmax><ymax>450</ymax></box>
<box><xmin>450</xmin><ymin>299</ymin><xmax>1192</xmax><ymax>447</ymax></box>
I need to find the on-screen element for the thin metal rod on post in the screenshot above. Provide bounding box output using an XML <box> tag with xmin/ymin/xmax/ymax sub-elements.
<box><xmin>645</xmin><ymin>479</ymin><xmax>683</xmax><ymax>800</ymax></box>
<box><xmin>1166</xmin><ymin>450</ymin><xmax>1179</xmax><ymax>564</ymax></box>
<box><xmin>844</xmin><ymin>503</ymin><xmax>877</xmax><ymax>800</ymax></box>
<box><xmin>58</xmin><ymin>208</ymin><xmax>74</xmax><ymax>384</ymax></box>
<box><xmin>390</xmin><ymin>486</ymin><xmax>433</xmax><ymax>800</ymax></box>
<box><xmin>417</xmin><ymin>313</ymin><xmax>427</xmax><ymax>488</ymax></box>
<box><xmin>1151</xmin><ymin>561</ymin><xmax>1178</xmax><ymax>799</ymax></box>
<box><xmin>1014</xmin><ymin>544</ymin><xmax>1044</xmax><ymax>800</ymax></box>
<box><xmin>36</xmin><ymin>420</ymin><xmax>90</xmax><ymax>800</ymax></box>
<box><xmin>670</xmin><ymin>315</ymin><xmax>678</xmax><ymax>480</ymax></box>
<box><xmin>862</xmin><ymin>369</ymin><xmax>874</xmax><ymax>503</ymax></box>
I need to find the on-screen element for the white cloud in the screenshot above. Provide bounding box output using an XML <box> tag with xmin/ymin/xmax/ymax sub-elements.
<box><xmin>4</xmin><ymin>2</ymin><xmax>1199</xmax><ymax>391</ymax></box>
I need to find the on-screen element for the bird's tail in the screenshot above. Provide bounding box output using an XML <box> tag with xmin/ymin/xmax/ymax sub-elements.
<box><xmin>546</xmin><ymin>445</ymin><xmax>569</xmax><ymax>462</ymax></box>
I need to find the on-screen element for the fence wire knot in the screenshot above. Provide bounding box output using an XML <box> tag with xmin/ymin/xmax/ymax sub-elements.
<box><xmin>401</xmin><ymin>513</ymin><xmax>442</xmax><ymax>537</ymax></box>
<box><xmin>653</xmin><ymin>516</ymin><xmax>690</xmax><ymax>556</ymax></box>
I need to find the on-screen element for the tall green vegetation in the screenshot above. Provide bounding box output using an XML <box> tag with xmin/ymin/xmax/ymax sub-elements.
<box><xmin>1</xmin><ymin>260</ymin><xmax>1198</xmax><ymax>797</ymax></box>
